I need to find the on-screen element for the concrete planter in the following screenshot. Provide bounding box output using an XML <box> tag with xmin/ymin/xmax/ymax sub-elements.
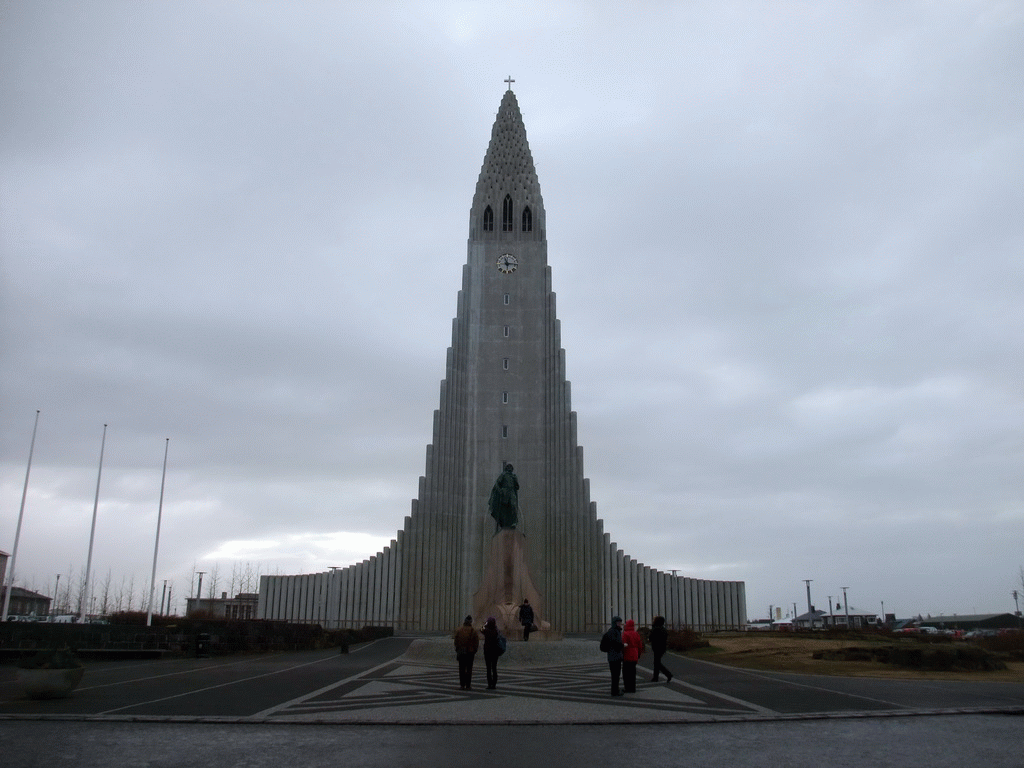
<box><xmin>16</xmin><ymin>666</ymin><xmax>85</xmax><ymax>699</ymax></box>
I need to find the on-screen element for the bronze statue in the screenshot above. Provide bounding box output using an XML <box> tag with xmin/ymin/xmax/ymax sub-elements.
<box><xmin>488</xmin><ymin>463</ymin><xmax>519</xmax><ymax>529</ymax></box>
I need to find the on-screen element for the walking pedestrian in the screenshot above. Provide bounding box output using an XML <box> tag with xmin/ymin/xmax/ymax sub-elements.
<box><xmin>453</xmin><ymin>615</ymin><xmax>479</xmax><ymax>689</ymax></box>
<box><xmin>649</xmin><ymin>615</ymin><xmax>674</xmax><ymax>683</ymax></box>
<box><xmin>600</xmin><ymin>615</ymin><xmax>624</xmax><ymax>696</ymax></box>
<box><xmin>621</xmin><ymin>619</ymin><xmax>644</xmax><ymax>693</ymax></box>
<box><xmin>481</xmin><ymin>616</ymin><xmax>503</xmax><ymax>689</ymax></box>
<box><xmin>518</xmin><ymin>599</ymin><xmax>535</xmax><ymax>641</ymax></box>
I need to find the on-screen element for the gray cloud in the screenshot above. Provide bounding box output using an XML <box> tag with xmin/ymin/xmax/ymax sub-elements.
<box><xmin>2</xmin><ymin>1</ymin><xmax>1022</xmax><ymax>620</ymax></box>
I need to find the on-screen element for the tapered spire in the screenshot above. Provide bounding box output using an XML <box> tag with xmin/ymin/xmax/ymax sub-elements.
<box><xmin>470</xmin><ymin>89</ymin><xmax>545</xmax><ymax>240</ymax></box>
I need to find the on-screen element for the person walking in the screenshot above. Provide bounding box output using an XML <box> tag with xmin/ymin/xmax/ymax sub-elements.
<box><xmin>648</xmin><ymin>615</ymin><xmax>674</xmax><ymax>683</ymax></box>
<box><xmin>518</xmin><ymin>599</ymin><xmax>535</xmax><ymax>641</ymax></box>
<box><xmin>600</xmin><ymin>615</ymin><xmax>624</xmax><ymax>696</ymax></box>
<box><xmin>453</xmin><ymin>615</ymin><xmax>479</xmax><ymax>689</ymax></box>
<box><xmin>621</xmin><ymin>619</ymin><xmax>644</xmax><ymax>693</ymax></box>
<box><xmin>481</xmin><ymin>616</ymin><xmax>503</xmax><ymax>690</ymax></box>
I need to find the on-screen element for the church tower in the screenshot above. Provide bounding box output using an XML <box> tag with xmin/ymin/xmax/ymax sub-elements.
<box><xmin>398</xmin><ymin>87</ymin><xmax>605</xmax><ymax>632</ymax></box>
<box><xmin>257</xmin><ymin>87</ymin><xmax>746</xmax><ymax>634</ymax></box>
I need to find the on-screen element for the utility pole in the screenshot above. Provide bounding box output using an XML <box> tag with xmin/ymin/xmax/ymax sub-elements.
<box><xmin>803</xmin><ymin>579</ymin><xmax>813</xmax><ymax>613</ymax></box>
<box><xmin>841</xmin><ymin>586</ymin><xmax>850</xmax><ymax>628</ymax></box>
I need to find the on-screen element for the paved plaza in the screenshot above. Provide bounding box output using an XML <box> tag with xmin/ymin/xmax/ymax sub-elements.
<box><xmin>1</xmin><ymin>636</ymin><xmax>1022</xmax><ymax>766</ymax></box>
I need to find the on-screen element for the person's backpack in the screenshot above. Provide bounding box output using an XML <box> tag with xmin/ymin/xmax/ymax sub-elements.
<box><xmin>497</xmin><ymin>632</ymin><xmax>507</xmax><ymax>655</ymax></box>
<box><xmin>599</xmin><ymin>630</ymin><xmax>611</xmax><ymax>653</ymax></box>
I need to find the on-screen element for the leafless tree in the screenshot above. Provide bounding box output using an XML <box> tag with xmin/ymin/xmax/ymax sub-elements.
<box><xmin>206</xmin><ymin>562</ymin><xmax>221</xmax><ymax>599</ymax></box>
<box><xmin>240</xmin><ymin>562</ymin><xmax>254</xmax><ymax>593</ymax></box>
<box><xmin>229</xmin><ymin>562</ymin><xmax>241</xmax><ymax>597</ymax></box>
<box><xmin>99</xmin><ymin>570</ymin><xmax>113</xmax><ymax>615</ymax></box>
<box><xmin>240</xmin><ymin>561</ymin><xmax>263</xmax><ymax>594</ymax></box>
<box><xmin>73</xmin><ymin>566</ymin><xmax>89</xmax><ymax>616</ymax></box>
<box><xmin>125</xmin><ymin>573</ymin><xmax>137</xmax><ymax>611</ymax></box>
<box><xmin>114</xmin><ymin>575</ymin><xmax>126</xmax><ymax>612</ymax></box>
<box><xmin>57</xmin><ymin>564</ymin><xmax>76</xmax><ymax>614</ymax></box>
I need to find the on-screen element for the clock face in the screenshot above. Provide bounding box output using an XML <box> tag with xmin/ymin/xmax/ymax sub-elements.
<box><xmin>497</xmin><ymin>253</ymin><xmax>518</xmax><ymax>274</ymax></box>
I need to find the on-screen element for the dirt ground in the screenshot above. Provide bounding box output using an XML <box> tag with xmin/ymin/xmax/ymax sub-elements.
<box><xmin>684</xmin><ymin>632</ymin><xmax>1024</xmax><ymax>682</ymax></box>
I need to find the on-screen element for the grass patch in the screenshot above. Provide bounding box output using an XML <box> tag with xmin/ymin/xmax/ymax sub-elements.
<box><xmin>676</xmin><ymin>631</ymin><xmax>1024</xmax><ymax>681</ymax></box>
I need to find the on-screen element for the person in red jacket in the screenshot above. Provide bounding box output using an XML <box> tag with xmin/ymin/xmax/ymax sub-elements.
<box><xmin>621</xmin><ymin>619</ymin><xmax>644</xmax><ymax>693</ymax></box>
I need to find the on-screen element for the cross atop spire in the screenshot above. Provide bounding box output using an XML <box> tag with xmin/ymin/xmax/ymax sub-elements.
<box><xmin>504</xmin><ymin>75</ymin><xmax>515</xmax><ymax>91</ymax></box>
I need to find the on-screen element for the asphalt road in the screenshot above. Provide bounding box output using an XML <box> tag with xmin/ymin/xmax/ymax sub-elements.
<box><xmin>1</xmin><ymin>636</ymin><xmax>414</xmax><ymax>719</ymax></box>
<box><xmin>2</xmin><ymin>716</ymin><xmax>1023</xmax><ymax>768</ymax></box>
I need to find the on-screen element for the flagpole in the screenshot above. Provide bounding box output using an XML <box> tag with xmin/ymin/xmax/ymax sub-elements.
<box><xmin>147</xmin><ymin>438</ymin><xmax>169</xmax><ymax>627</ymax></box>
<box><xmin>80</xmin><ymin>424</ymin><xmax>107</xmax><ymax>622</ymax></box>
<box><xmin>1</xmin><ymin>410</ymin><xmax>40</xmax><ymax>622</ymax></box>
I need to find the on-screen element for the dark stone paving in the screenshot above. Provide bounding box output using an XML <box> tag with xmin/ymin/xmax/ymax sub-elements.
<box><xmin>2</xmin><ymin>637</ymin><xmax>1023</xmax><ymax>766</ymax></box>
<box><xmin>1</xmin><ymin>636</ymin><xmax>1021</xmax><ymax>725</ymax></box>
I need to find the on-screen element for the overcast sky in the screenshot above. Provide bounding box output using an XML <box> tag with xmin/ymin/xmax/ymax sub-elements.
<box><xmin>2</xmin><ymin>1</ymin><xmax>1022</xmax><ymax>621</ymax></box>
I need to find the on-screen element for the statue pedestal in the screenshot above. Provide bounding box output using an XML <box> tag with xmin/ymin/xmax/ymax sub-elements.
<box><xmin>472</xmin><ymin>529</ymin><xmax>561</xmax><ymax>641</ymax></box>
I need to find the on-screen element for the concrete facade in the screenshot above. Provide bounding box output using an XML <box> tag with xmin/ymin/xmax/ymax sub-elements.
<box><xmin>186</xmin><ymin>591</ymin><xmax>259</xmax><ymax>620</ymax></box>
<box><xmin>259</xmin><ymin>89</ymin><xmax>746</xmax><ymax>632</ymax></box>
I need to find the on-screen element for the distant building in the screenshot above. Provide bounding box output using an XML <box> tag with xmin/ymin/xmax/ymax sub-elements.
<box><xmin>795</xmin><ymin>606</ymin><xmax>880</xmax><ymax>630</ymax></box>
<box><xmin>186</xmin><ymin>592</ymin><xmax>258</xmax><ymax>620</ymax></box>
<box><xmin>919</xmin><ymin>613</ymin><xmax>1022</xmax><ymax>631</ymax></box>
<box><xmin>1</xmin><ymin>586</ymin><xmax>51</xmax><ymax>618</ymax></box>
<box><xmin>2</xmin><ymin>550</ymin><xmax>53</xmax><ymax>618</ymax></box>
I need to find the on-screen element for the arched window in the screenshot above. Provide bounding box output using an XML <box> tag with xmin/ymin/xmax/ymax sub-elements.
<box><xmin>522</xmin><ymin>206</ymin><xmax>532</xmax><ymax>232</ymax></box>
<box><xmin>483</xmin><ymin>206</ymin><xmax>494</xmax><ymax>231</ymax></box>
<box><xmin>502</xmin><ymin>194</ymin><xmax>513</xmax><ymax>232</ymax></box>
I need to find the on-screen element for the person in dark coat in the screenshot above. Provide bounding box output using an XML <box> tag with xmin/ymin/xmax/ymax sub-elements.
<box><xmin>518</xmin><ymin>599</ymin><xmax>535</xmax><ymax>641</ymax></box>
<box><xmin>453</xmin><ymin>615</ymin><xmax>479</xmax><ymax>689</ymax></box>
<box><xmin>601</xmin><ymin>616</ymin><xmax>624</xmax><ymax>696</ymax></box>
<box><xmin>649</xmin><ymin>615</ymin><xmax>674</xmax><ymax>683</ymax></box>
<box><xmin>621</xmin><ymin>619</ymin><xmax>644</xmax><ymax>693</ymax></box>
<box><xmin>481</xmin><ymin>616</ymin><xmax>502</xmax><ymax>690</ymax></box>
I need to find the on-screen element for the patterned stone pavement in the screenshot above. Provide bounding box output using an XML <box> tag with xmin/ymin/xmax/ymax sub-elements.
<box><xmin>255</xmin><ymin>640</ymin><xmax>783</xmax><ymax>723</ymax></box>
